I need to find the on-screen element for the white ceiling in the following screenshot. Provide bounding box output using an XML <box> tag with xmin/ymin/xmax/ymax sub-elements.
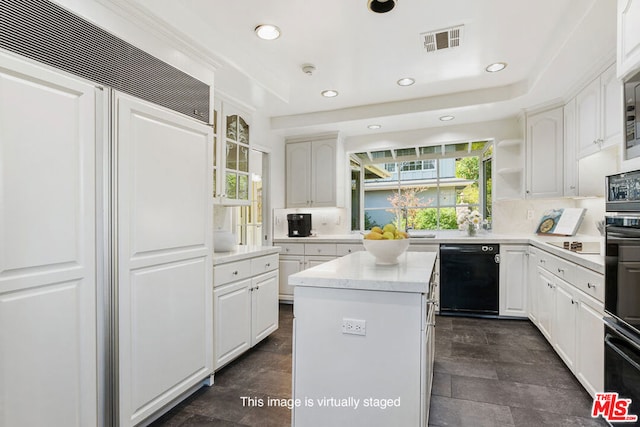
<box><xmin>130</xmin><ymin>0</ymin><xmax>617</xmax><ymax>137</ymax></box>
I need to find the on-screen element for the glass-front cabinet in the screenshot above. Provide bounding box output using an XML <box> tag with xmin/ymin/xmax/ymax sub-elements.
<box><xmin>213</xmin><ymin>97</ymin><xmax>251</xmax><ymax>205</ymax></box>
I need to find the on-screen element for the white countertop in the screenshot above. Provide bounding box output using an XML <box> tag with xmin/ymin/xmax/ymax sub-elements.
<box><xmin>273</xmin><ymin>232</ymin><xmax>605</xmax><ymax>274</ymax></box>
<box><xmin>212</xmin><ymin>245</ymin><xmax>280</xmax><ymax>265</ymax></box>
<box><xmin>288</xmin><ymin>251</ymin><xmax>437</xmax><ymax>293</ymax></box>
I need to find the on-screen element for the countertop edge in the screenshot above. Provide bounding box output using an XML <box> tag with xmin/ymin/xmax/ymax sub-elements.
<box><xmin>289</xmin><ymin>252</ymin><xmax>436</xmax><ymax>293</ymax></box>
<box><xmin>213</xmin><ymin>245</ymin><xmax>281</xmax><ymax>265</ymax></box>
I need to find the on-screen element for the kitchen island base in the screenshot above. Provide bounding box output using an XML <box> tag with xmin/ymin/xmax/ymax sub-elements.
<box><xmin>290</xmin><ymin>251</ymin><xmax>436</xmax><ymax>427</ymax></box>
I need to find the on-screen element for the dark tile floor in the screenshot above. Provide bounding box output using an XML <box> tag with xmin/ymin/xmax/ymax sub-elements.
<box><xmin>151</xmin><ymin>305</ymin><xmax>606</xmax><ymax>427</ymax></box>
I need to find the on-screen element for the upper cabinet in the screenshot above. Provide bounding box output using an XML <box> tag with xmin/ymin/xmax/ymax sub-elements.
<box><xmin>525</xmin><ymin>107</ymin><xmax>564</xmax><ymax>199</ymax></box>
<box><xmin>575</xmin><ymin>64</ymin><xmax>622</xmax><ymax>158</ymax></box>
<box><xmin>285</xmin><ymin>133</ymin><xmax>345</xmax><ymax>208</ymax></box>
<box><xmin>213</xmin><ymin>98</ymin><xmax>251</xmax><ymax>206</ymax></box>
<box><xmin>617</xmin><ymin>0</ymin><xmax>640</xmax><ymax>79</ymax></box>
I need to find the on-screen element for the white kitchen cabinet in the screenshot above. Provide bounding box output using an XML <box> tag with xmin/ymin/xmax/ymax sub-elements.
<box><xmin>525</xmin><ymin>107</ymin><xmax>564</xmax><ymax>198</ymax></box>
<box><xmin>536</xmin><ymin>268</ymin><xmax>555</xmax><ymax>342</ymax></box>
<box><xmin>116</xmin><ymin>92</ymin><xmax>214</xmax><ymax>426</ymax></box>
<box><xmin>0</xmin><ymin>51</ymin><xmax>98</xmax><ymax>427</ymax></box>
<box><xmin>212</xmin><ymin>97</ymin><xmax>251</xmax><ymax>206</ymax></box>
<box><xmin>563</xmin><ymin>99</ymin><xmax>579</xmax><ymax>196</ymax></box>
<box><xmin>277</xmin><ymin>243</ymin><xmax>337</xmax><ymax>301</ymax></box>
<box><xmin>527</xmin><ymin>248</ymin><xmax>539</xmax><ymax>324</ymax></box>
<box><xmin>285</xmin><ymin>133</ymin><xmax>345</xmax><ymax>208</ymax></box>
<box><xmin>553</xmin><ymin>279</ymin><xmax>577</xmax><ymax>371</ymax></box>
<box><xmin>617</xmin><ymin>0</ymin><xmax>640</xmax><ymax>79</ymax></box>
<box><xmin>499</xmin><ymin>245</ymin><xmax>528</xmax><ymax>317</ymax></box>
<box><xmin>213</xmin><ymin>255</ymin><xmax>279</xmax><ymax>369</ymax></box>
<box><xmin>213</xmin><ymin>278</ymin><xmax>252</xmax><ymax>368</ymax></box>
<box><xmin>251</xmin><ymin>270</ymin><xmax>279</xmax><ymax>343</ymax></box>
<box><xmin>528</xmin><ymin>245</ymin><xmax>604</xmax><ymax>398</ymax></box>
<box><xmin>575</xmin><ymin>293</ymin><xmax>605</xmax><ymax>396</ymax></box>
<box><xmin>575</xmin><ymin>64</ymin><xmax>622</xmax><ymax>159</ymax></box>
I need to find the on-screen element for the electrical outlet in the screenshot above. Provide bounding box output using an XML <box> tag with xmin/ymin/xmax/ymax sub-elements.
<box><xmin>342</xmin><ymin>318</ymin><xmax>366</xmax><ymax>336</ymax></box>
<box><xmin>527</xmin><ymin>210</ymin><xmax>535</xmax><ymax>220</ymax></box>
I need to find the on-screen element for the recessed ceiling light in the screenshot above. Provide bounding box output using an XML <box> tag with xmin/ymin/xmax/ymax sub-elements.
<box><xmin>397</xmin><ymin>77</ymin><xmax>415</xmax><ymax>86</ymax></box>
<box><xmin>367</xmin><ymin>124</ymin><xmax>382</xmax><ymax>130</ymax></box>
<box><xmin>254</xmin><ymin>24</ymin><xmax>281</xmax><ymax>40</ymax></box>
<box><xmin>321</xmin><ymin>90</ymin><xmax>339</xmax><ymax>98</ymax></box>
<box><xmin>439</xmin><ymin>115</ymin><xmax>455</xmax><ymax>121</ymax></box>
<box><xmin>485</xmin><ymin>62</ymin><xmax>507</xmax><ymax>73</ymax></box>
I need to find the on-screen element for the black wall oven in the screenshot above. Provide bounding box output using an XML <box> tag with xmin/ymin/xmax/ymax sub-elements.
<box><xmin>605</xmin><ymin>170</ymin><xmax>640</xmax><ymax>422</ymax></box>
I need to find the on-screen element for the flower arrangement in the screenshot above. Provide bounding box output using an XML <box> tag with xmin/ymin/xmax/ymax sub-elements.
<box><xmin>457</xmin><ymin>208</ymin><xmax>482</xmax><ymax>236</ymax></box>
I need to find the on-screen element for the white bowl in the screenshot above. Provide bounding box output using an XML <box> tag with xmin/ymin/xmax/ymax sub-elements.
<box><xmin>363</xmin><ymin>238</ymin><xmax>410</xmax><ymax>265</ymax></box>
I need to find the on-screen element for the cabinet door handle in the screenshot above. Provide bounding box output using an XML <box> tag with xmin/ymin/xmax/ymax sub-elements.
<box><xmin>587</xmin><ymin>282</ymin><xmax>597</xmax><ymax>289</ymax></box>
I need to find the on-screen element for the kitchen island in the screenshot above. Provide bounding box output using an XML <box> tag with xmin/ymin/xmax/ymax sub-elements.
<box><xmin>289</xmin><ymin>251</ymin><xmax>437</xmax><ymax>427</ymax></box>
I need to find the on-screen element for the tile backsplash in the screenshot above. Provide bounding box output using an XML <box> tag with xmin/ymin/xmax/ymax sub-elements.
<box><xmin>273</xmin><ymin>207</ymin><xmax>350</xmax><ymax>237</ymax></box>
<box><xmin>492</xmin><ymin>197</ymin><xmax>605</xmax><ymax>237</ymax></box>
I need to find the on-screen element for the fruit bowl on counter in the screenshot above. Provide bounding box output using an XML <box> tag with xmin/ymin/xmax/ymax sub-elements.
<box><xmin>362</xmin><ymin>224</ymin><xmax>410</xmax><ymax>265</ymax></box>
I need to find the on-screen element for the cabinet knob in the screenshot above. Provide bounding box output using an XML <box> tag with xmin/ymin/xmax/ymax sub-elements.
<box><xmin>348</xmin><ymin>249</ymin><xmax>352</xmax><ymax>253</ymax></box>
<box><xmin>587</xmin><ymin>282</ymin><xmax>597</xmax><ymax>289</ymax></box>
<box><xmin>571</xmin><ymin>299</ymin><xmax>576</xmax><ymax>305</ymax></box>
<box><xmin>557</xmin><ymin>268</ymin><xmax>564</xmax><ymax>273</ymax></box>
<box><xmin>233</xmin><ymin>271</ymin><xmax>238</xmax><ymax>275</ymax></box>
<box><xmin>570</xmin><ymin>185</ymin><xmax>576</xmax><ymax>189</ymax></box>
<box><xmin>265</xmin><ymin>263</ymin><xmax>270</xmax><ymax>268</ymax></box>
<box><xmin>285</xmin><ymin>248</ymin><xmax>290</xmax><ymax>252</ymax></box>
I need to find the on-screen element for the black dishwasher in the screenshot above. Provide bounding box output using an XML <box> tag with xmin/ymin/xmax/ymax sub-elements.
<box><xmin>439</xmin><ymin>244</ymin><xmax>499</xmax><ymax>316</ymax></box>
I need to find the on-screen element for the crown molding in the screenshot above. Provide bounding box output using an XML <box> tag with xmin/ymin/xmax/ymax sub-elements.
<box><xmin>94</xmin><ymin>0</ymin><xmax>222</xmax><ymax>71</ymax></box>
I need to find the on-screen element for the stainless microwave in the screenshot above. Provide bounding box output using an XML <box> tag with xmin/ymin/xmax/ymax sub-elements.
<box><xmin>606</xmin><ymin>169</ymin><xmax>640</xmax><ymax>212</ymax></box>
<box><xmin>624</xmin><ymin>69</ymin><xmax>640</xmax><ymax>160</ymax></box>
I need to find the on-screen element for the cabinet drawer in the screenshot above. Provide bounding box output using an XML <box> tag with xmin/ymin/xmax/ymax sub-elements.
<box><xmin>304</xmin><ymin>243</ymin><xmax>337</xmax><ymax>256</ymax></box>
<box><xmin>336</xmin><ymin>243</ymin><xmax>364</xmax><ymax>256</ymax></box>
<box><xmin>214</xmin><ymin>259</ymin><xmax>252</xmax><ymax>287</ymax></box>
<box><xmin>574</xmin><ymin>265</ymin><xmax>605</xmax><ymax>303</ymax></box>
<box><xmin>251</xmin><ymin>254</ymin><xmax>279</xmax><ymax>276</ymax></box>
<box><xmin>539</xmin><ymin>252</ymin><xmax>575</xmax><ymax>281</ymax></box>
<box><xmin>278</xmin><ymin>243</ymin><xmax>305</xmax><ymax>256</ymax></box>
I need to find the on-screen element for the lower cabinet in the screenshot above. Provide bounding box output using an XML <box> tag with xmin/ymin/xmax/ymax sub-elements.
<box><xmin>213</xmin><ymin>254</ymin><xmax>279</xmax><ymax>370</ymax></box>
<box><xmin>528</xmin><ymin>246</ymin><xmax>604</xmax><ymax>397</ymax></box>
<box><xmin>277</xmin><ymin>242</ymin><xmax>365</xmax><ymax>301</ymax></box>
<box><xmin>499</xmin><ymin>245</ymin><xmax>529</xmax><ymax>317</ymax></box>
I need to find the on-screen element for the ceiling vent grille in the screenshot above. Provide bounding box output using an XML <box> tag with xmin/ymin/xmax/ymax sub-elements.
<box><xmin>421</xmin><ymin>25</ymin><xmax>464</xmax><ymax>53</ymax></box>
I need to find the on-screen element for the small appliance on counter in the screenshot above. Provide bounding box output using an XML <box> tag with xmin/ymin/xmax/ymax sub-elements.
<box><xmin>287</xmin><ymin>213</ymin><xmax>312</xmax><ymax>237</ymax></box>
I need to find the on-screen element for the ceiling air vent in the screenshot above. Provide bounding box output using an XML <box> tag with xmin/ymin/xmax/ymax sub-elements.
<box><xmin>421</xmin><ymin>25</ymin><xmax>464</xmax><ymax>52</ymax></box>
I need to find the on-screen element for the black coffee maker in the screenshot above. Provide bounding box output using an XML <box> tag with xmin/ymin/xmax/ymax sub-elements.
<box><xmin>287</xmin><ymin>213</ymin><xmax>312</xmax><ymax>237</ymax></box>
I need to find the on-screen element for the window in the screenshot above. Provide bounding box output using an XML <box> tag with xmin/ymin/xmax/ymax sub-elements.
<box><xmin>352</xmin><ymin>141</ymin><xmax>492</xmax><ymax>231</ymax></box>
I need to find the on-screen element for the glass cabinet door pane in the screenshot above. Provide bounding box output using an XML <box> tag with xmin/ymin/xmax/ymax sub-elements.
<box><xmin>226</xmin><ymin>172</ymin><xmax>237</xmax><ymax>199</ymax></box>
<box><xmin>226</xmin><ymin>141</ymin><xmax>238</xmax><ymax>170</ymax></box>
<box><xmin>238</xmin><ymin>145</ymin><xmax>249</xmax><ymax>172</ymax></box>
<box><xmin>238</xmin><ymin>174</ymin><xmax>249</xmax><ymax>200</ymax></box>
<box><xmin>238</xmin><ymin>116</ymin><xmax>249</xmax><ymax>144</ymax></box>
<box><xmin>226</xmin><ymin>114</ymin><xmax>238</xmax><ymax>141</ymax></box>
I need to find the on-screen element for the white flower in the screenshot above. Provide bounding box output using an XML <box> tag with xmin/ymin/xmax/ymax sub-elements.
<box><xmin>457</xmin><ymin>208</ymin><xmax>483</xmax><ymax>228</ymax></box>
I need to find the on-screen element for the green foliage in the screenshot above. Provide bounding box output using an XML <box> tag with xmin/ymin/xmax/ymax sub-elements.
<box><xmin>413</xmin><ymin>208</ymin><xmax>458</xmax><ymax>230</ymax></box>
<box><xmin>364</xmin><ymin>212</ymin><xmax>379</xmax><ymax>230</ymax></box>
<box><xmin>455</xmin><ymin>157</ymin><xmax>479</xmax><ymax>180</ymax></box>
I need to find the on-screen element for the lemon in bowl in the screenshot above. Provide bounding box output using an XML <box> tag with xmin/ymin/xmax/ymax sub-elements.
<box><xmin>362</xmin><ymin>224</ymin><xmax>410</xmax><ymax>265</ymax></box>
